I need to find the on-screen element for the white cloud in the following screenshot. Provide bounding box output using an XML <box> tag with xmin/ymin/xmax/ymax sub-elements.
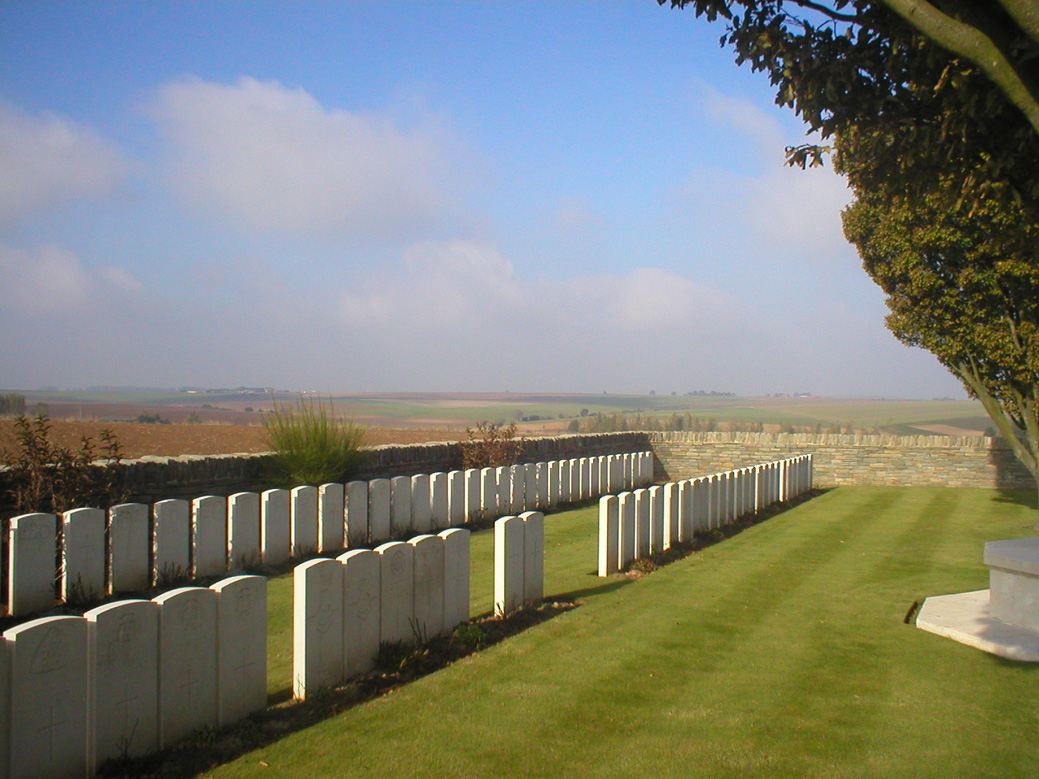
<box><xmin>697</xmin><ymin>89</ymin><xmax>853</xmax><ymax>258</ymax></box>
<box><xmin>0</xmin><ymin>98</ymin><xmax>127</xmax><ymax>225</ymax></box>
<box><xmin>149</xmin><ymin>77</ymin><xmax>468</xmax><ymax>238</ymax></box>
<box><xmin>0</xmin><ymin>242</ymin><xmax>146</xmax><ymax>312</ymax></box>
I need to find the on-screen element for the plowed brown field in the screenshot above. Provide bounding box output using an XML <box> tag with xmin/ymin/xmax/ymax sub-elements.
<box><xmin>0</xmin><ymin>419</ymin><xmax>464</xmax><ymax>460</ymax></box>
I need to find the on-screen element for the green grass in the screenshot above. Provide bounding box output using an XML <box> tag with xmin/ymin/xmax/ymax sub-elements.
<box><xmin>248</xmin><ymin>487</ymin><xmax>1038</xmax><ymax>778</ymax></box>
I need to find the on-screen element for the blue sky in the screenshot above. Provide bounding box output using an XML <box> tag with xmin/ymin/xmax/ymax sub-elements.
<box><xmin>0</xmin><ymin>1</ymin><xmax>965</xmax><ymax>398</ymax></box>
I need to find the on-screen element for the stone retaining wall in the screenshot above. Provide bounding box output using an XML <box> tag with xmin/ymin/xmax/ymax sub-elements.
<box><xmin>648</xmin><ymin>432</ymin><xmax>1035</xmax><ymax>489</ymax></box>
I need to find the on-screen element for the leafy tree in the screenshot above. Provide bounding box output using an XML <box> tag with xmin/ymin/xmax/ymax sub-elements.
<box><xmin>661</xmin><ymin>0</ymin><xmax>1039</xmax><ymax>496</ymax></box>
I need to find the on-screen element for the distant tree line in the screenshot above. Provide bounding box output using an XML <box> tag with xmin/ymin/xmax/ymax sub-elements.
<box><xmin>0</xmin><ymin>393</ymin><xmax>26</xmax><ymax>415</ymax></box>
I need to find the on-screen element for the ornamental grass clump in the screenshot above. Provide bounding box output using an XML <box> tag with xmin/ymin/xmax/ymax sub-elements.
<box><xmin>262</xmin><ymin>396</ymin><xmax>366</xmax><ymax>487</ymax></box>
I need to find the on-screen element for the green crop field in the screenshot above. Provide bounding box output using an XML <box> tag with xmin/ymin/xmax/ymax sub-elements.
<box><xmin>232</xmin><ymin>486</ymin><xmax>1037</xmax><ymax>779</ymax></box>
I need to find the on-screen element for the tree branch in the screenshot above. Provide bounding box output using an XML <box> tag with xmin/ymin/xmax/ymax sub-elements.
<box><xmin>881</xmin><ymin>0</ymin><xmax>1039</xmax><ymax>135</ymax></box>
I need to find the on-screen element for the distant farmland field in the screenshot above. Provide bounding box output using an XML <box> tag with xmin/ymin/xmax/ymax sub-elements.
<box><xmin>0</xmin><ymin>389</ymin><xmax>989</xmax><ymax>458</ymax></box>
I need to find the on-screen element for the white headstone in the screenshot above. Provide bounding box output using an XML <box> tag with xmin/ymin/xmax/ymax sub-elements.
<box><xmin>318</xmin><ymin>482</ymin><xmax>345</xmax><ymax>553</ymax></box>
<box><xmin>494</xmin><ymin>516</ymin><xmax>524</xmax><ymax>617</ymax></box>
<box><xmin>154</xmin><ymin>586</ymin><xmax>218</xmax><ymax>747</ymax></box>
<box><xmin>510</xmin><ymin>465</ymin><xmax>526</xmax><ymax>513</ymax></box>
<box><xmin>212</xmin><ymin>575</ymin><xmax>267</xmax><ymax>726</ymax></box>
<box><xmin>8</xmin><ymin>512</ymin><xmax>57</xmax><ymax>616</ymax></box>
<box><xmin>608</xmin><ymin>455</ymin><xmax>622</xmax><ymax>493</ymax></box>
<box><xmin>430</xmin><ymin>472</ymin><xmax>449</xmax><ymax>529</ymax></box>
<box><xmin>409</xmin><ymin>534</ymin><xmax>445</xmax><ymax>639</ymax></box>
<box><xmin>568</xmin><ymin>459</ymin><xmax>581</xmax><ymax>502</ymax></box>
<box><xmin>536</xmin><ymin>462</ymin><xmax>550</xmax><ymax>509</ymax></box>
<box><xmin>480</xmin><ymin>467</ymin><xmax>497</xmax><ymax>517</ymax></box>
<box><xmin>368</xmin><ymin>478</ymin><xmax>392</xmax><ymax>543</ymax></box>
<box><xmin>390</xmin><ymin>476</ymin><xmax>413</xmax><ymax>537</ymax></box>
<box><xmin>62</xmin><ymin>507</ymin><xmax>105</xmax><ymax>602</ymax></box>
<box><xmin>153</xmin><ymin>499</ymin><xmax>191</xmax><ymax>585</ymax></box>
<box><xmin>634</xmin><ymin>489</ymin><xmax>651</xmax><ymax>559</ymax></box>
<box><xmin>439</xmin><ymin>528</ymin><xmax>470</xmax><ymax>629</ymax></box>
<box><xmin>619</xmin><ymin>492</ymin><xmax>636</xmax><ymax>569</ymax></box>
<box><xmin>292</xmin><ymin>559</ymin><xmax>343</xmax><ymax>700</ymax></box>
<box><xmin>547</xmin><ymin>460</ymin><xmax>560</xmax><ymax>507</ymax></box>
<box><xmin>682</xmin><ymin>479</ymin><xmax>696</xmax><ymax>539</ymax></box>
<box><xmin>598</xmin><ymin>496</ymin><xmax>619</xmax><ymax>577</ymax></box>
<box><xmin>579</xmin><ymin>457</ymin><xmax>591</xmax><ymax>499</ymax></box>
<box><xmin>464</xmin><ymin>468</ymin><xmax>484</xmax><ymax>524</ymax></box>
<box><xmin>594</xmin><ymin>455</ymin><xmax>607</xmax><ymax>496</ymax></box>
<box><xmin>290</xmin><ymin>485</ymin><xmax>319</xmax><ymax>557</ymax></box>
<box><xmin>496</xmin><ymin>466</ymin><xmax>511</xmax><ymax>516</ymax></box>
<box><xmin>109</xmin><ymin>502</ymin><xmax>150</xmax><ymax>594</ymax></box>
<box><xmin>447</xmin><ymin>470</ymin><xmax>466</xmax><ymax>527</ymax></box>
<box><xmin>227</xmin><ymin>492</ymin><xmax>261</xmax><ymax>571</ymax></box>
<box><xmin>524</xmin><ymin>462</ymin><xmax>538</xmax><ymax>510</ymax></box>
<box><xmin>692</xmin><ymin>478</ymin><xmax>708</xmax><ymax>534</ymax></box>
<box><xmin>346</xmin><ymin>480</ymin><xmax>369</xmax><ymax>547</ymax></box>
<box><xmin>193</xmin><ymin>496</ymin><xmax>227</xmax><ymax>578</ymax></box>
<box><xmin>86</xmin><ymin>599</ymin><xmax>159</xmax><ymax>765</ymax></box>
<box><xmin>648</xmin><ymin>485</ymin><xmax>664</xmax><ymax>555</ymax></box>
<box><xmin>520</xmin><ymin>511</ymin><xmax>544</xmax><ymax>604</ymax></box>
<box><xmin>376</xmin><ymin>541</ymin><xmax>415</xmax><ymax>645</ymax></box>
<box><xmin>261</xmin><ymin>489</ymin><xmax>291</xmax><ymax>566</ymax></box>
<box><xmin>662</xmin><ymin>483</ymin><xmax>680</xmax><ymax>550</ymax></box>
<box><xmin>410</xmin><ymin>474</ymin><xmax>432</xmax><ymax>534</ymax></box>
<box><xmin>559</xmin><ymin>459</ymin><xmax>572</xmax><ymax>502</ymax></box>
<box><xmin>338</xmin><ymin>549</ymin><xmax>381</xmax><ymax>676</ymax></box>
<box><xmin>5</xmin><ymin>615</ymin><xmax>89</xmax><ymax>779</ymax></box>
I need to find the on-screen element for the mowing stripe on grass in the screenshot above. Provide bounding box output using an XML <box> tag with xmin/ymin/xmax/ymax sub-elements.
<box><xmin>224</xmin><ymin>488</ymin><xmax>1038</xmax><ymax>779</ymax></box>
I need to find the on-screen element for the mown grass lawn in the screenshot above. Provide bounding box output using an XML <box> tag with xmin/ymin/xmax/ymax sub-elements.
<box><xmin>248</xmin><ymin>487</ymin><xmax>1038</xmax><ymax>779</ymax></box>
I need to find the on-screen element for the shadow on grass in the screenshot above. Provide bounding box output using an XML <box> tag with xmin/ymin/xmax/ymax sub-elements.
<box><xmin>95</xmin><ymin>600</ymin><xmax>579</xmax><ymax>779</ymax></box>
<box><xmin>992</xmin><ymin>488</ymin><xmax>1038</xmax><ymax>513</ymax></box>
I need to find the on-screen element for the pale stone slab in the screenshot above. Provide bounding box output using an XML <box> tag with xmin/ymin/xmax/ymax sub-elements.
<box><xmin>430</xmin><ymin>472</ymin><xmax>449</xmax><ymax>530</ymax></box>
<box><xmin>318</xmin><ymin>482</ymin><xmax>345</xmax><ymax>553</ymax></box>
<box><xmin>589</xmin><ymin>456</ymin><xmax>601</xmax><ymax>498</ymax></box>
<box><xmin>212</xmin><ymin>575</ymin><xmax>267</xmax><ymax>725</ymax></box>
<box><xmin>376</xmin><ymin>541</ymin><xmax>415</xmax><ymax>644</ymax></box>
<box><xmin>524</xmin><ymin>462</ymin><xmax>538</xmax><ymax>510</ymax></box>
<box><xmin>662</xmin><ymin>483</ymin><xmax>679</xmax><ymax>550</ymax></box>
<box><xmin>608</xmin><ymin>455</ymin><xmax>623</xmax><ymax>494</ymax></box>
<box><xmin>440</xmin><ymin>528</ymin><xmax>470</xmax><ymax>628</ymax></box>
<box><xmin>494</xmin><ymin>516</ymin><xmax>524</xmax><ymax>617</ymax></box>
<box><xmin>619</xmin><ymin>492</ymin><xmax>636</xmax><ymax>569</ymax></box>
<box><xmin>447</xmin><ymin>470</ymin><xmax>466</xmax><ymax>527</ymax></box>
<box><xmin>410</xmin><ymin>534</ymin><xmax>445</xmax><ymax>639</ymax></box>
<box><xmin>5</xmin><ymin>615</ymin><xmax>89</xmax><ymax>779</ymax></box>
<box><xmin>290</xmin><ymin>485</ymin><xmax>319</xmax><ymax>557</ymax></box>
<box><xmin>368</xmin><ymin>478</ymin><xmax>391</xmax><ymax>543</ymax></box>
<box><xmin>192</xmin><ymin>496</ymin><xmax>227</xmax><ymax>578</ymax></box>
<box><xmin>478</xmin><ymin>467</ymin><xmax>496</xmax><ymax>519</ymax></box>
<box><xmin>916</xmin><ymin>589</ymin><xmax>1039</xmax><ymax>662</ymax></box>
<box><xmin>623</xmin><ymin>454</ymin><xmax>634</xmax><ymax>490</ymax></box>
<box><xmin>346</xmin><ymin>480</ymin><xmax>369</xmax><ymax>547</ymax></box>
<box><xmin>986</xmin><ymin>538</ymin><xmax>1039</xmax><ymax>631</ymax></box>
<box><xmin>678</xmin><ymin>480</ymin><xmax>693</xmax><ymax>541</ymax></box>
<box><xmin>227</xmin><ymin>492</ymin><xmax>261</xmax><ymax>570</ymax></box>
<box><xmin>411</xmin><ymin>474</ymin><xmax>432</xmax><ymax>534</ymax></box>
<box><xmin>8</xmin><ymin>512</ymin><xmax>57</xmax><ymax>617</ymax></box>
<box><xmin>520</xmin><ymin>511</ymin><xmax>544</xmax><ymax>604</ymax></box>
<box><xmin>634</xmin><ymin>489</ymin><xmax>651</xmax><ymax>559</ymax></box>
<box><xmin>109</xmin><ymin>503</ymin><xmax>150</xmax><ymax>594</ymax></box>
<box><xmin>153</xmin><ymin>499</ymin><xmax>191</xmax><ymax>585</ymax></box>
<box><xmin>0</xmin><ymin>632</ymin><xmax>8</xmax><ymax>779</ymax></box>
<box><xmin>510</xmin><ymin>465</ymin><xmax>526</xmax><ymax>514</ymax></box>
<box><xmin>154</xmin><ymin>586</ymin><xmax>218</xmax><ymax>747</ymax></box>
<box><xmin>86</xmin><ymin>599</ymin><xmax>159</xmax><ymax>766</ymax></box>
<box><xmin>598</xmin><ymin>496</ymin><xmax>620</xmax><ymax>577</ymax></box>
<box><xmin>547</xmin><ymin>460</ymin><xmax>560</xmax><ymax>507</ymax></box>
<box><xmin>62</xmin><ymin>507</ymin><xmax>105</xmax><ymax>602</ymax></box>
<box><xmin>496</xmin><ymin>466</ymin><xmax>511</xmax><ymax>516</ymax></box>
<box><xmin>568</xmin><ymin>459</ymin><xmax>581</xmax><ymax>502</ymax></box>
<box><xmin>338</xmin><ymin>550</ymin><xmax>381</xmax><ymax>676</ymax></box>
<box><xmin>579</xmin><ymin>457</ymin><xmax>591</xmax><ymax>500</ymax></box>
<box><xmin>648</xmin><ymin>485</ymin><xmax>664</xmax><ymax>555</ymax></box>
<box><xmin>261</xmin><ymin>489</ymin><xmax>291</xmax><ymax>566</ymax></box>
<box><xmin>692</xmin><ymin>478</ymin><xmax>709</xmax><ymax>534</ymax></box>
<box><xmin>390</xmin><ymin>476</ymin><xmax>413</xmax><ymax>537</ymax></box>
<box><xmin>292</xmin><ymin>559</ymin><xmax>343</xmax><ymax>700</ymax></box>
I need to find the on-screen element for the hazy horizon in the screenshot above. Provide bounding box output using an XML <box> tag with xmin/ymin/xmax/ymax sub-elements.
<box><xmin>0</xmin><ymin>2</ymin><xmax>968</xmax><ymax>400</ymax></box>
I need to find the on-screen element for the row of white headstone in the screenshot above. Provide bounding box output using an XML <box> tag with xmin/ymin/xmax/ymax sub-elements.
<box><xmin>598</xmin><ymin>455</ymin><xmax>814</xmax><ymax>576</ymax></box>
<box><xmin>0</xmin><ymin>575</ymin><xmax>267</xmax><ymax>779</ymax></box>
<box><xmin>5</xmin><ymin>451</ymin><xmax>653</xmax><ymax>618</ymax></box>
<box><xmin>293</xmin><ymin>528</ymin><xmax>471</xmax><ymax>700</ymax></box>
